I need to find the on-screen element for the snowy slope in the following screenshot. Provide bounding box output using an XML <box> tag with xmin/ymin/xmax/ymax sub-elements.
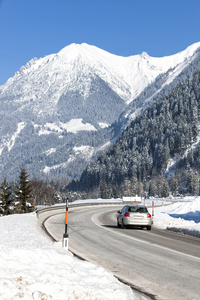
<box><xmin>1</xmin><ymin>42</ymin><xmax>200</xmax><ymax>108</ymax></box>
<box><xmin>0</xmin><ymin>211</ymin><xmax>134</xmax><ymax>300</ymax></box>
<box><xmin>0</xmin><ymin>42</ymin><xmax>200</xmax><ymax>181</ymax></box>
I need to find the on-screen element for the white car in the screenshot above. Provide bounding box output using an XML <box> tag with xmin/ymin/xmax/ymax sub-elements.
<box><xmin>117</xmin><ymin>205</ymin><xmax>152</xmax><ymax>230</ymax></box>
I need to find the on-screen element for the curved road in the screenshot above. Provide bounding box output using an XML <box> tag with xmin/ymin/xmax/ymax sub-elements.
<box><xmin>44</xmin><ymin>205</ymin><xmax>200</xmax><ymax>300</ymax></box>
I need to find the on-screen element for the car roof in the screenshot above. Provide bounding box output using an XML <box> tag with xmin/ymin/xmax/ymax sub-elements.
<box><xmin>127</xmin><ymin>204</ymin><xmax>146</xmax><ymax>207</ymax></box>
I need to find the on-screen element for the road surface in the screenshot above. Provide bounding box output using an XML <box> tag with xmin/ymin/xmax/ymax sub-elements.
<box><xmin>43</xmin><ymin>205</ymin><xmax>200</xmax><ymax>300</ymax></box>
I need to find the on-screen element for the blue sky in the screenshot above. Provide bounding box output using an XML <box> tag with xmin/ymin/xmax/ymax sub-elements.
<box><xmin>0</xmin><ymin>0</ymin><xmax>200</xmax><ymax>85</ymax></box>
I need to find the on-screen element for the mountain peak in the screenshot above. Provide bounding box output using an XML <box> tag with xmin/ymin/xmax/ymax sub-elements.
<box><xmin>57</xmin><ymin>43</ymin><xmax>97</xmax><ymax>58</ymax></box>
<box><xmin>140</xmin><ymin>51</ymin><xmax>149</xmax><ymax>58</ymax></box>
<box><xmin>1</xmin><ymin>42</ymin><xmax>200</xmax><ymax>181</ymax></box>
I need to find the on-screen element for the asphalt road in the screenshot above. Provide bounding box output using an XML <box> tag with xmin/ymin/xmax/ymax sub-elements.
<box><xmin>44</xmin><ymin>205</ymin><xmax>200</xmax><ymax>300</ymax></box>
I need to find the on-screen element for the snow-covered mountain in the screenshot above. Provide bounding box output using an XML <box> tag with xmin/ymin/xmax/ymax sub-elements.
<box><xmin>1</xmin><ymin>42</ymin><xmax>200</xmax><ymax>181</ymax></box>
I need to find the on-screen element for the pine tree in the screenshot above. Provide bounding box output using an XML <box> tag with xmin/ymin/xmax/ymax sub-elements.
<box><xmin>15</xmin><ymin>165</ymin><xmax>32</xmax><ymax>213</ymax></box>
<box><xmin>0</xmin><ymin>178</ymin><xmax>12</xmax><ymax>215</ymax></box>
<box><xmin>122</xmin><ymin>177</ymin><xmax>132</xmax><ymax>196</ymax></box>
<box><xmin>136</xmin><ymin>181</ymin><xmax>144</xmax><ymax>197</ymax></box>
<box><xmin>160</xmin><ymin>177</ymin><xmax>169</xmax><ymax>198</ymax></box>
<box><xmin>100</xmin><ymin>178</ymin><xmax>108</xmax><ymax>199</ymax></box>
<box><xmin>170</xmin><ymin>171</ymin><xmax>180</xmax><ymax>196</ymax></box>
<box><xmin>130</xmin><ymin>175</ymin><xmax>138</xmax><ymax>196</ymax></box>
<box><xmin>191</xmin><ymin>170</ymin><xmax>199</xmax><ymax>196</ymax></box>
<box><xmin>149</xmin><ymin>178</ymin><xmax>158</xmax><ymax>197</ymax></box>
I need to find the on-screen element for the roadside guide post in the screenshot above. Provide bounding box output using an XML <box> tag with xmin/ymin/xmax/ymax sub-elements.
<box><xmin>62</xmin><ymin>197</ymin><xmax>69</xmax><ymax>249</ymax></box>
<box><xmin>152</xmin><ymin>200</ymin><xmax>154</xmax><ymax>217</ymax></box>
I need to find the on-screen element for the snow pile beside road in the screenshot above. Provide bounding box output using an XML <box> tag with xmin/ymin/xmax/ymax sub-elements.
<box><xmin>0</xmin><ymin>213</ymin><xmax>134</xmax><ymax>300</ymax></box>
<box><xmin>152</xmin><ymin>197</ymin><xmax>200</xmax><ymax>237</ymax></box>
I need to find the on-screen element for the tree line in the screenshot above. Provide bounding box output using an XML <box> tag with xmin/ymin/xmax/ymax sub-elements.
<box><xmin>0</xmin><ymin>165</ymin><xmax>63</xmax><ymax>216</ymax></box>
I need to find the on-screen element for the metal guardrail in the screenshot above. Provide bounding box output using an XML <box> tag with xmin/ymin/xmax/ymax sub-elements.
<box><xmin>36</xmin><ymin>201</ymin><xmax>124</xmax><ymax>217</ymax></box>
<box><xmin>36</xmin><ymin>197</ymin><xmax>178</xmax><ymax>219</ymax></box>
<box><xmin>36</xmin><ymin>205</ymin><xmax>66</xmax><ymax>216</ymax></box>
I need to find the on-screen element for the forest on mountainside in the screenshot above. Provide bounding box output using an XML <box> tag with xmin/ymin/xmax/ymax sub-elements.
<box><xmin>68</xmin><ymin>70</ymin><xmax>200</xmax><ymax>198</ymax></box>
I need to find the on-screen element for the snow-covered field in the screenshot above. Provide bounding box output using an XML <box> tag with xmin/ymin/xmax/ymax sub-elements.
<box><xmin>0</xmin><ymin>197</ymin><xmax>199</xmax><ymax>300</ymax></box>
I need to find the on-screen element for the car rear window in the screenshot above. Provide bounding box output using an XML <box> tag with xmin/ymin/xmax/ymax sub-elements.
<box><xmin>128</xmin><ymin>207</ymin><xmax>148</xmax><ymax>213</ymax></box>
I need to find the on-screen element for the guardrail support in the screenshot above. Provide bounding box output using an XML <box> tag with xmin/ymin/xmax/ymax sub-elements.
<box><xmin>62</xmin><ymin>198</ymin><xmax>69</xmax><ymax>249</ymax></box>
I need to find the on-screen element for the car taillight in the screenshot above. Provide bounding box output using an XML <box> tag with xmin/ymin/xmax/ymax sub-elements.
<box><xmin>147</xmin><ymin>213</ymin><xmax>151</xmax><ymax>218</ymax></box>
<box><xmin>124</xmin><ymin>212</ymin><xmax>130</xmax><ymax>217</ymax></box>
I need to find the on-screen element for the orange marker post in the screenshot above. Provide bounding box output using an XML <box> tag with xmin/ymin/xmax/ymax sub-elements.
<box><xmin>63</xmin><ymin>198</ymin><xmax>69</xmax><ymax>249</ymax></box>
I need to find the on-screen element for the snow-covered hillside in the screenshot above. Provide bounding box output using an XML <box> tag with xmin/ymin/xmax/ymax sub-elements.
<box><xmin>0</xmin><ymin>42</ymin><xmax>200</xmax><ymax>181</ymax></box>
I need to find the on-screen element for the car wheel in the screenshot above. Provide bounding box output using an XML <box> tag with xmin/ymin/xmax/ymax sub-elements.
<box><xmin>117</xmin><ymin>220</ymin><xmax>121</xmax><ymax>228</ymax></box>
<box><xmin>147</xmin><ymin>225</ymin><xmax>151</xmax><ymax>230</ymax></box>
<box><xmin>122</xmin><ymin>220</ymin><xmax>126</xmax><ymax>229</ymax></box>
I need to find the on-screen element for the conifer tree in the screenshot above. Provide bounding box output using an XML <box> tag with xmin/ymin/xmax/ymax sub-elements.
<box><xmin>170</xmin><ymin>171</ymin><xmax>179</xmax><ymax>196</ymax></box>
<box><xmin>0</xmin><ymin>178</ymin><xmax>12</xmax><ymax>215</ymax></box>
<box><xmin>15</xmin><ymin>165</ymin><xmax>32</xmax><ymax>213</ymax></box>
<box><xmin>100</xmin><ymin>178</ymin><xmax>108</xmax><ymax>199</ymax></box>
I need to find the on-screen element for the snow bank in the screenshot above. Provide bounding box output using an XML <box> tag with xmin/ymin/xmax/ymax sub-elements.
<box><xmin>0</xmin><ymin>213</ymin><xmax>134</xmax><ymax>300</ymax></box>
<box><xmin>152</xmin><ymin>197</ymin><xmax>200</xmax><ymax>237</ymax></box>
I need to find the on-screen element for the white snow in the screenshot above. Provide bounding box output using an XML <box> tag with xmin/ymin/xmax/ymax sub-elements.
<box><xmin>151</xmin><ymin>197</ymin><xmax>200</xmax><ymax>237</ymax></box>
<box><xmin>43</xmin><ymin>145</ymin><xmax>95</xmax><ymax>174</ymax></box>
<box><xmin>0</xmin><ymin>122</ymin><xmax>26</xmax><ymax>155</ymax></box>
<box><xmin>98</xmin><ymin>122</ymin><xmax>109</xmax><ymax>128</ymax></box>
<box><xmin>1</xmin><ymin>42</ymin><xmax>200</xmax><ymax>115</ymax></box>
<box><xmin>65</xmin><ymin>119</ymin><xmax>96</xmax><ymax>134</ymax></box>
<box><xmin>44</xmin><ymin>148</ymin><xmax>57</xmax><ymax>156</ymax></box>
<box><xmin>129</xmin><ymin>47</ymin><xmax>200</xmax><ymax>120</ymax></box>
<box><xmin>37</xmin><ymin>123</ymin><xmax>63</xmax><ymax>135</ymax></box>
<box><xmin>73</xmin><ymin>145</ymin><xmax>94</xmax><ymax>160</ymax></box>
<box><xmin>35</xmin><ymin>119</ymin><xmax>96</xmax><ymax>136</ymax></box>
<box><xmin>0</xmin><ymin>197</ymin><xmax>199</xmax><ymax>299</ymax></box>
<box><xmin>96</xmin><ymin>140</ymin><xmax>112</xmax><ymax>152</ymax></box>
<box><xmin>43</xmin><ymin>158</ymin><xmax>74</xmax><ymax>174</ymax></box>
<box><xmin>0</xmin><ymin>212</ymin><xmax>133</xmax><ymax>300</ymax></box>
